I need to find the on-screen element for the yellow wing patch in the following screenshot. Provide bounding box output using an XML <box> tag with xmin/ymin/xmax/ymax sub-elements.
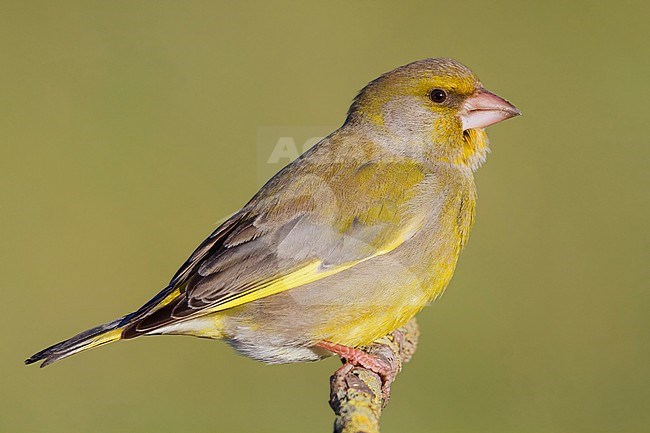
<box><xmin>156</xmin><ymin>287</ymin><xmax>183</xmax><ymax>309</ymax></box>
<box><xmin>203</xmin><ymin>217</ymin><xmax>423</xmax><ymax>313</ymax></box>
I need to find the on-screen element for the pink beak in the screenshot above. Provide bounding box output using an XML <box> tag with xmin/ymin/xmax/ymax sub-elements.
<box><xmin>459</xmin><ymin>88</ymin><xmax>521</xmax><ymax>131</ymax></box>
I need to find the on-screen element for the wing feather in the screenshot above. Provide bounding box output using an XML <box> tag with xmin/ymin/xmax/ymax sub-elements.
<box><xmin>122</xmin><ymin>155</ymin><xmax>427</xmax><ymax>337</ymax></box>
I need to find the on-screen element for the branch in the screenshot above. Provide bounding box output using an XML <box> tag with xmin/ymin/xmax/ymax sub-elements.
<box><xmin>328</xmin><ymin>318</ymin><xmax>420</xmax><ymax>433</ymax></box>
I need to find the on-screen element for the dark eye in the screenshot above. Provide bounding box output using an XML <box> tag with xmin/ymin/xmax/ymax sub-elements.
<box><xmin>429</xmin><ymin>89</ymin><xmax>447</xmax><ymax>103</ymax></box>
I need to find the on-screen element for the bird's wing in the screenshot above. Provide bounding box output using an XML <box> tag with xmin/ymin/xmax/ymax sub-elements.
<box><xmin>123</xmin><ymin>157</ymin><xmax>427</xmax><ymax>336</ymax></box>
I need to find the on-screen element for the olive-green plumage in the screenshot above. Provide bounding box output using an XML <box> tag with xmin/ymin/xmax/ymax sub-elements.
<box><xmin>27</xmin><ymin>58</ymin><xmax>519</xmax><ymax>367</ymax></box>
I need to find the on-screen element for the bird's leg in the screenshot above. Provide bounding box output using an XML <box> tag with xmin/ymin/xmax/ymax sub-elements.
<box><xmin>316</xmin><ymin>341</ymin><xmax>398</xmax><ymax>401</ymax></box>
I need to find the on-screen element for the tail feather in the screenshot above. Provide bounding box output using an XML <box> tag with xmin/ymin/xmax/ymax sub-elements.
<box><xmin>25</xmin><ymin>316</ymin><xmax>128</xmax><ymax>368</ymax></box>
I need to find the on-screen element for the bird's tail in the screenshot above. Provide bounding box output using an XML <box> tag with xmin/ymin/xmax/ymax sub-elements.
<box><xmin>25</xmin><ymin>315</ymin><xmax>129</xmax><ymax>368</ymax></box>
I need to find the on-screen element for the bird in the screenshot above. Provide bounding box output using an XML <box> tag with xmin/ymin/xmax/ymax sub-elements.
<box><xmin>26</xmin><ymin>58</ymin><xmax>520</xmax><ymax>391</ymax></box>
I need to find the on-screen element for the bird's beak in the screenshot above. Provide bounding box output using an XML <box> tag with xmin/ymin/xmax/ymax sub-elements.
<box><xmin>459</xmin><ymin>88</ymin><xmax>521</xmax><ymax>131</ymax></box>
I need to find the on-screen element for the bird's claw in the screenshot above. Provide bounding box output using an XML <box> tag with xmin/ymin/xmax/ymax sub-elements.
<box><xmin>317</xmin><ymin>340</ymin><xmax>399</xmax><ymax>403</ymax></box>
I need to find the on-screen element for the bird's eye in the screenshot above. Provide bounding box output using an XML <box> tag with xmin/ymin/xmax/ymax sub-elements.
<box><xmin>429</xmin><ymin>89</ymin><xmax>447</xmax><ymax>103</ymax></box>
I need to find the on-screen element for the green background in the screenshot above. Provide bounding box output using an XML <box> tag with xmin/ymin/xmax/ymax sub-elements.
<box><xmin>1</xmin><ymin>1</ymin><xmax>648</xmax><ymax>432</ymax></box>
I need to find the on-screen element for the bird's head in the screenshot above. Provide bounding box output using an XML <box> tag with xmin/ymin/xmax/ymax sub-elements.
<box><xmin>346</xmin><ymin>58</ymin><xmax>520</xmax><ymax>170</ymax></box>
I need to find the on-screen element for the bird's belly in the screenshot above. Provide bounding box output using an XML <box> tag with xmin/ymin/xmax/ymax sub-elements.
<box><xmin>316</xmin><ymin>239</ymin><xmax>461</xmax><ymax>347</ymax></box>
<box><xmin>217</xmin><ymin>227</ymin><xmax>462</xmax><ymax>360</ymax></box>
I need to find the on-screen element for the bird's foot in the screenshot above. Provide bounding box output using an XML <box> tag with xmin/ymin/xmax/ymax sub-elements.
<box><xmin>316</xmin><ymin>341</ymin><xmax>399</xmax><ymax>402</ymax></box>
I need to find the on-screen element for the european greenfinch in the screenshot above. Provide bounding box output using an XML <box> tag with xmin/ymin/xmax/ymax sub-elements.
<box><xmin>27</xmin><ymin>58</ymin><xmax>519</xmax><ymax>387</ymax></box>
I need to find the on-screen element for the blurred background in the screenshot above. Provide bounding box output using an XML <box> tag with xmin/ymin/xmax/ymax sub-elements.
<box><xmin>1</xmin><ymin>1</ymin><xmax>648</xmax><ymax>432</ymax></box>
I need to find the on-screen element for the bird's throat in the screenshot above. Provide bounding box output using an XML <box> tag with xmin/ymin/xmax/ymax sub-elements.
<box><xmin>459</xmin><ymin>128</ymin><xmax>490</xmax><ymax>171</ymax></box>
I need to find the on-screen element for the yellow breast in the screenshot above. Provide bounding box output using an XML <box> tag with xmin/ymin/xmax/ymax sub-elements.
<box><xmin>321</xmin><ymin>174</ymin><xmax>477</xmax><ymax>347</ymax></box>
